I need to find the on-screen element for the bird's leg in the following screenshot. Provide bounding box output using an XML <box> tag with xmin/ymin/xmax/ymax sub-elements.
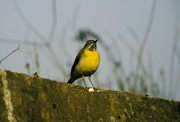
<box><xmin>88</xmin><ymin>76</ymin><xmax>95</xmax><ymax>88</ymax></box>
<box><xmin>82</xmin><ymin>75</ymin><xmax>87</xmax><ymax>87</ymax></box>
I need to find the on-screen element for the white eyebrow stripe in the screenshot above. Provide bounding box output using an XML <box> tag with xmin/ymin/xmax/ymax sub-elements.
<box><xmin>88</xmin><ymin>43</ymin><xmax>94</xmax><ymax>48</ymax></box>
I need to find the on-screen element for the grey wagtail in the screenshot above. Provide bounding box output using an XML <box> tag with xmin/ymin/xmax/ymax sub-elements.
<box><xmin>67</xmin><ymin>39</ymin><xmax>100</xmax><ymax>88</ymax></box>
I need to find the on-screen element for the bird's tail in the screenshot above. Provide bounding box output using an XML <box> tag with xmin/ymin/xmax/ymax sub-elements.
<box><xmin>67</xmin><ymin>77</ymin><xmax>75</xmax><ymax>83</ymax></box>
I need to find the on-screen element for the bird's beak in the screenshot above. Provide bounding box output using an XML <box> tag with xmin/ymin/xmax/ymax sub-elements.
<box><xmin>95</xmin><ymin>39</ymin><xmax>98</xmax><ymax>42</ymax></box>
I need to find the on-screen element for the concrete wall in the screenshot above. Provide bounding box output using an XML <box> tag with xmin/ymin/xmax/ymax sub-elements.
<box><xmin>0</xmin><ymin>69</ymin><xmax>179</xmax><ymax>122</ymax></box>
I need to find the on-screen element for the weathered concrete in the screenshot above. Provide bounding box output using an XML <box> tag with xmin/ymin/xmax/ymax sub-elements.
<box><xmin>0</xmin><ymin>69</ymin><xmax>180</xmax><ymax>122</ymax></box>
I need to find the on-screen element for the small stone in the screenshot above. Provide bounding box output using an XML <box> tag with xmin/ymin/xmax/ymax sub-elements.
<box><xmin>89</xmin><ymin>88</ymin><xmax>94</xmax><ymax>92</ymax></box>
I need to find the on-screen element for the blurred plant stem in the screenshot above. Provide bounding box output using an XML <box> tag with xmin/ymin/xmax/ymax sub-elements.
<box><xmin>33</xmin><ymin>43</ymin><xmax>40</xmax><ymax>74</ymax></box>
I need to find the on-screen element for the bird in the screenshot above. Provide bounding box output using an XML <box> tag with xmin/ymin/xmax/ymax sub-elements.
<box><xmin>67</xmin><ymin>39</ymin><xmax>100</xmax><ymax>88</ymax></box>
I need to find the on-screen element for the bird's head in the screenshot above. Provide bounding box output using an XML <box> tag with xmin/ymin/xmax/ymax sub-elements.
<box><xmin>83</xmin><ymin>39</ymin><xmax>98</xmax><ymax>51</ymax></box>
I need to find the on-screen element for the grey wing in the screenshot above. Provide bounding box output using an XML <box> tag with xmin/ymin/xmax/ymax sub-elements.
<box><xmin>70</xmin><ymin>55</ymin><xmax>80</xmax><ymax>76</ymax></box>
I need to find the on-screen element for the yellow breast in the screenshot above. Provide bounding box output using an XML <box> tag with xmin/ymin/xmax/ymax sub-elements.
<box><xmin>76</xmin><ymin>50</ymin><xmax>100</xmax><ymax>76</ymax></box>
